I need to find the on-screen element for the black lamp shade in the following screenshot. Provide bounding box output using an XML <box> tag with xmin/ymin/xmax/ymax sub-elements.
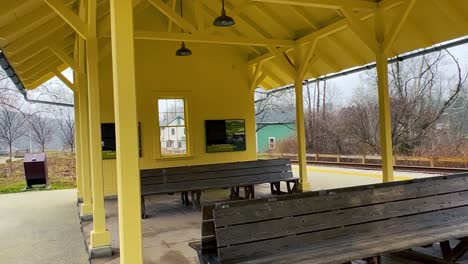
<box><xmin>214</xmin><ymin>10</ymin><xmax>235</xmax><ymax>27</ymax></box>
<box><xmin>176</xmin><ymin>42</ymin><xmax>192</xmax><ymax>56</ymax></box>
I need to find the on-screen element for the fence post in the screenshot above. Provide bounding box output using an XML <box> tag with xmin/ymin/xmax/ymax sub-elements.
<box><xmin>429</xmin><ymin>157</ymin><xmax>435</xmax><ymax>168</ymax></box>
<box><xmin>362</xmin><ymin>155</ymin><xmax>366</xmax><ymax>164</ymax></box>
<box><xmin>315</xmin><ymin>153</ymin><xmax>319</xmax><ymax>162</ymax></box>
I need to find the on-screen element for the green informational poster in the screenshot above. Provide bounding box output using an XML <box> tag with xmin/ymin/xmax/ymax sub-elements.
<box><xmin>205</xmin><ymin>119</ymin><xmax>246</xmax><ymax>153</ymax></box>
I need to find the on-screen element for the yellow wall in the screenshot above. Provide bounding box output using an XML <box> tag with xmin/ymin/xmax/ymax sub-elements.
<box><xmin>99</xmin><ymin>40</ymin><xmax>257</xmax><ymax>196</ymax></box>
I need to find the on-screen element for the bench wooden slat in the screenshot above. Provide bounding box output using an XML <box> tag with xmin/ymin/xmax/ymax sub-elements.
<box><xmin>217</xmin><ymin>206</ymin><xmax>468</xmax><ymax>263</ymax></box>
<box><xmin>141</xmin><ymin>172</ymin><xmax>294</xmax><ymax>195</ymax></box>
<box><xmin>215</xmin><ymin>190</ymin><xmax>468</xmax><ymax>247</ymax></box>
<box><xmin>140</xmin><ymin>165</ymin><xmax>291</xmax><ymax>185</ymax></box>
<box><xmin>238</xmin><ymin>220</ymin><xmax>468</xmax><ymax>264</ymax></box>
<box><xmin>140</xmin><ymin>159</ymin><xmax>291</xmax><ymax>178</ymax></box>
<box><xmin>214</xmin><ymin>173</ymin><xmax>468</xmax><ymax>227</ymax></box>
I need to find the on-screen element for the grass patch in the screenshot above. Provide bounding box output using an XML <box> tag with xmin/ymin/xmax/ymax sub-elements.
<box><xmin>0</xmin><ymin>152</ymin><xmax>76</xmax><ymax>194</ymax></box>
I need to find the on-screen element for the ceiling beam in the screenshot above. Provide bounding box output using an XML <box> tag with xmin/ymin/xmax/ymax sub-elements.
<box><xmin>383</xmin><ymin>0</ymin><xmax>417</xmax><ymax>53</ymax></box>
<box><xmin>132</xmin><ymin>31</ymin><xmax>296</xmax><ymax>47</ymax></box>
<box><xmin>43</xmin><ymin>0</ymin><xmax>89</xmax><ymax>39</ymax></box>
<box><xmin>49</xmin><ymin>43</ymin><xmax>79</xmax><ymax>72</ymax></box>
<box><xmin>53</xmin><ymin>69</ymin><xmax>76</xmax><ymax>91</ymax></box>
<box><xmin>248</xmin><ymin>18</ymin><xmax>347</xmax><ymax>66</ymax></box>
<box><xmin>339</xmin><ymin>8</ymin><xmax>378</xmax><ymax>54</ymax></box>
<box><xmin>3</xmin><ymin>18</ymin><xmax>67</xmax><ymax>54</ymax></box>
<box><xmin>247</xmin><ymin>0</ymin><xmax>378</xmax><ymax>10</ymax></box>
<box><xmin>0</xmin><ymin>0</ymin><xmax>75</xmax><ymax>45</ymax></box>
<box><xmin>147</xmin><ymin>0</ymin><xmax>198</xmax><ymax>33</ymax></box>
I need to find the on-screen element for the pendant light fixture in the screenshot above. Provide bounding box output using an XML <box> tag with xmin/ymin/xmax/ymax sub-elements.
<box><xmin>176</xmin><ymin>0</ymin><xmax>192</xmax><ymax>56</ymax></box>
<box><xmin>213</xmin><ymin>0</ymin><xmax>235</xmax><ymax>27</ymax></box>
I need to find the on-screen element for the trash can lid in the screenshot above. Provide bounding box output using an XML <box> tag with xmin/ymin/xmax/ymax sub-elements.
<box><xmin>24</xmin><ymin>153</ymin><xmax>46</xmax><ymax>162</ymax></box>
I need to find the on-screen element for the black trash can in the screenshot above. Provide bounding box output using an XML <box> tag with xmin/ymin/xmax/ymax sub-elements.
<box><xmin>23</xmin><ymin>153</ymin><xmax>48</xmax><ymax>188</ymax></box>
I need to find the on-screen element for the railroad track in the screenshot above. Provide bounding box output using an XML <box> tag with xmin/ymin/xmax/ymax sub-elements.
<box><xmin>290</xmin><ymin>160</ymin><xmax>468</xmax><ymax>174</ymax></box>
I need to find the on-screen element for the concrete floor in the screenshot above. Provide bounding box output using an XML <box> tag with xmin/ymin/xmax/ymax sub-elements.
<box><xmin>83</xmin><ymin>165</ymin><xmax>453</xmax><ymax>264</ymax></box>
<box><xmin>0</xmin><ymin>189</ymin><xmax>89</xmax><ymax>264</ymax></box>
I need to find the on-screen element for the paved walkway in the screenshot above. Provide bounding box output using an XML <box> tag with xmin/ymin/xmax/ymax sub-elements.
<box><xmin>0</xmin><ymin>189</ymin><xmax>89</xmax><ymax>264</ymax></box>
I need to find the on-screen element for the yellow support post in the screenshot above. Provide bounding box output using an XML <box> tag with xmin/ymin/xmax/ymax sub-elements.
<box><xmin>294</xmin><ymin>78</ymin><xmax>312</xmax><ymax>191</ymax></box>
<box><xmin>109</xmin><ymin>0</ymin><xmax>143</xmax><ymax>263</ymax></box>
<box><xmin>86</xmin><ymin>0</ymin><xmax>111</xmax><ymax>257</ymax></box>
<box><xmin>78</xmin><ymin>75</ymin><xmax>93</xmax><ymax>220</ymax></box>
<box><xmin>375</xmin><ymin>8</ymin><xmax>394</xmax><ymax>182</ymax></box>
<box><xmin>293</xmin><ymin>44</ymin><xmax>316</xmax><ymax>191</ymax></box>
<box><xmin>74</xmin><ymin>88</ymin><xmax>83</xmax><ymax>203</ymax></box>
<box><xmin>76</xmin><ymin>0</ymin><xmax>93</xmax><ymax>221</ymax></box>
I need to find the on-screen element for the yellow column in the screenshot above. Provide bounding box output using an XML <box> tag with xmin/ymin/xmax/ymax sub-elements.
<box><xmin>375</xmin><ymin>8</ymin><xmax>394</xmax><ymax>182</ymax></box>
<box><xmin>294</xmin><ymin>78</ymin><xmax>312</xmax><ymax>191</ymax></box>
<box><xmin>78</xmin><ymin>74</ymin><xmax>93</xmax><ymax>220</ymax></box>
<box><xmin>86</xmin><ymin>0</ymin><xmax>111</xmax><ymax>257</ymax></box>
<box><xmin>74</xmin><ymin>90</ymin><xmax>83</xmax><ymax>203</ymax></box>
<box><xmin>110</xmin><ymin>0</ymin><xmax>143</xmax><ymax>263</ymax></box>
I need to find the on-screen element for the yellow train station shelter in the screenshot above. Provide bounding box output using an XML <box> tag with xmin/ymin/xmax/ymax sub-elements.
<box><xmin>0</xmin><ymin>0</ymin><xmax>467</xmax><ymax>262</ymax></box>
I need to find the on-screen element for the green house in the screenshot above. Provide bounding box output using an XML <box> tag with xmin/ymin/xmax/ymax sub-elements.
<box><xmin>256</xmin><ymin>111</ymin><xmax>295</xmax><ymax>153</ymax></box>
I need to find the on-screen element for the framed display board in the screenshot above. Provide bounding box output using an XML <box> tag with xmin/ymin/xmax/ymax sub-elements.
<box><xmin>205</xmin><ymin>119</ymin><xmax>246</xmax><ymax>153</ymax></box>
<box><xmin>101</xmin><ymin>123</ymin><xmax>142</xmax><ymax>159</ymax></box>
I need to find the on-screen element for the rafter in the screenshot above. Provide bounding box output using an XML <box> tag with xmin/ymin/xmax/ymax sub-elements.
<box><xmin>0</xmin><ymin>0</ymin><xmax>75</xmax><ymax>45</ymax></box>
<box><xmin>340</xmin><ymin>7</ymin><xmax>378</xmax><ymax>54</ymax></box>
<box><xmin>3</xmin><ymin>18</ymin><xmax>68</xmax><ymax>54</ymax></box>
<box><xmin>43</xmin><ymin>0</ymin><xmax>89</xmax><ymax>39</ymax></box>
<box><xmin>49</xmin><ymin>43</ymin><xmax>79</xmax><ymax>72</ymax></box>
<box><xmin>383</xmin><ymin>0</ymin><xmax>417</xmax><ymax>53</ymax></box>
<box><xmin>249</xmin><ymin>3</ymin><xmax>294</xmax><ymax>39</ymax></box>
<box><xmin>247</xmin><ymin>0</ymin><xmax>378</xmax><ymax>10</ymax></box>
<box><xmin>267</xmin><ymin>46</ymin><xmax>295</xmax><ymax>79</ymax></box>
<box><xmin>24</xmin><ymin>72</ymin><xmax>57</xmax><ymax>89</ymax></box>
<box><xmin>53</xmin><ymin>69</ymin><xmax>76</xmax><ymax>90</ymax></box>
<box><xmin>430</xmin><ymin>0</ymin><xmax>468</xmax><ymax>36</ymax></box>
<box><xmin>131</xmin><ymin>31</ymin><xmax>296</xmax><ymax>47</ymax></box>
<box><xmin>249</xmin><ymin>62</ymin><xmax>264</xmax><ymax>91</ymax></box>
<box><xmin>17</xmin><ymin>45</ymin><xmax>74</xmax><ymax>73</ymax></box>
<box><xmin>21</xmin><ymin>59</ymin><xmax>62</xmax><ymax>82</ymax></box>
<box><xmin>7</xmin><ymin>30</ymin><xmax>75</xmax><ymax>64</ymax></box>
<box><xmin>147</xmin><ymin>0</ymin><xmax>197</xmax><ymax>33</ymax></box>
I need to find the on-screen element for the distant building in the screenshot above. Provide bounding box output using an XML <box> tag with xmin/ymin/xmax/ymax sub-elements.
<box><xmin>256</xmin><ymin>110</ymin><xmax>295</xmax><ymax>153</ymax></box>
<box><xmin>159</xmin><ymin>115</ymin><xmax>186</xmax><ymax>154</ymax></box>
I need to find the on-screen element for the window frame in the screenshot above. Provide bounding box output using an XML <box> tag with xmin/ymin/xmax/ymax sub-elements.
<box><xmin>155</xmin><ymin>96</ymin><xmax>191</xmax><ymax>159</ymax></box>
<box><xmin>268</xmin><ymin>137</ymin><xmax>276</xmax><ymax>150</ymax></box>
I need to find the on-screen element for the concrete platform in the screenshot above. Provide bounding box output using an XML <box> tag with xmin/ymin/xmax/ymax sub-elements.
<box><xmin>83</xmin><ymin>166</ymin><xmax>457</xmax><ymax>264</ymax></box>
<box><xmin>0</xmin><ymin>189</ymin><xmax>89</xmax><ymax>264</ymax></box>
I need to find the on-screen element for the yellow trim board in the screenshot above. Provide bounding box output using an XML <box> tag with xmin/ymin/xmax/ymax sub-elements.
<box><xmin>292</xmin><ymin>166</ymin><xmax>412</xmax><ymax>181</ymax></box>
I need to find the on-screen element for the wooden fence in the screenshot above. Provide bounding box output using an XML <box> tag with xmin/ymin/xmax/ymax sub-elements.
<box><xmin>258</xmin><ymin>153</ymin><xmax>468</xmax><ymax>169</ymax></box>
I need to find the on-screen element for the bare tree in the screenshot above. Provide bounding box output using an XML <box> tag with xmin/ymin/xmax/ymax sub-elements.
<box><xmin>28</xmin><ymin>113</ymin><xmax>55</xmax><ymax>152</ymax></box>
<box><xmin>344</xmin><ymin>50</ymin><xmax>467</xmax><ymax>155</ymax></box>
<box><xmin>56</xmin><ymin>108</ymin><xmax>75</xmax><ymax>152</ymax></box>
<box><xmin>0</xmin><ymin>99</ymin><xmax>27</xmax><ymax>175</ymax></box>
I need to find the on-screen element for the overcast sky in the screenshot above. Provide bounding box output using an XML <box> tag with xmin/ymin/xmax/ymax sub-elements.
<box><xmin>325</xmin><ymin>43</ymin><xmax>468</xmax><ymax>106</ymax></box>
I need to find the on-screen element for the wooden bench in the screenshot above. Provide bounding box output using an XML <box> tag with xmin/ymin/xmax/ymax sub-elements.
<box><xmin>140</xmin><ymin>159</ymin><xmax>299</xmax><ymax>218</ymax></box>
<box><xmin>191</xmin><ymin>172</ymin><xmax>468</xmax><ymax>264</ymax></box>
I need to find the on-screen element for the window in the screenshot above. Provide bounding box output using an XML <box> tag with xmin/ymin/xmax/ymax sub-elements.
<box><xmin>268</xmin><ymin>137</ymin><xmax>276</xmax><ymax>150</ymax></box>
<box><xmin>158</xmin><ymin>98</ymin><xmax>187</xmax><ymax>156</ymax></box>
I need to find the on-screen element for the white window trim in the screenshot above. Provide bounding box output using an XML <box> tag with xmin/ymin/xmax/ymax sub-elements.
<box><xmin>154</xmin><ymin>96</ymin><xmax>191</xmax><ymax>159</ymax></box>
<box><xmin>268</xmin><ymin>137</ymin><xmax>276</xmax><ymax>150</ymax></box>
